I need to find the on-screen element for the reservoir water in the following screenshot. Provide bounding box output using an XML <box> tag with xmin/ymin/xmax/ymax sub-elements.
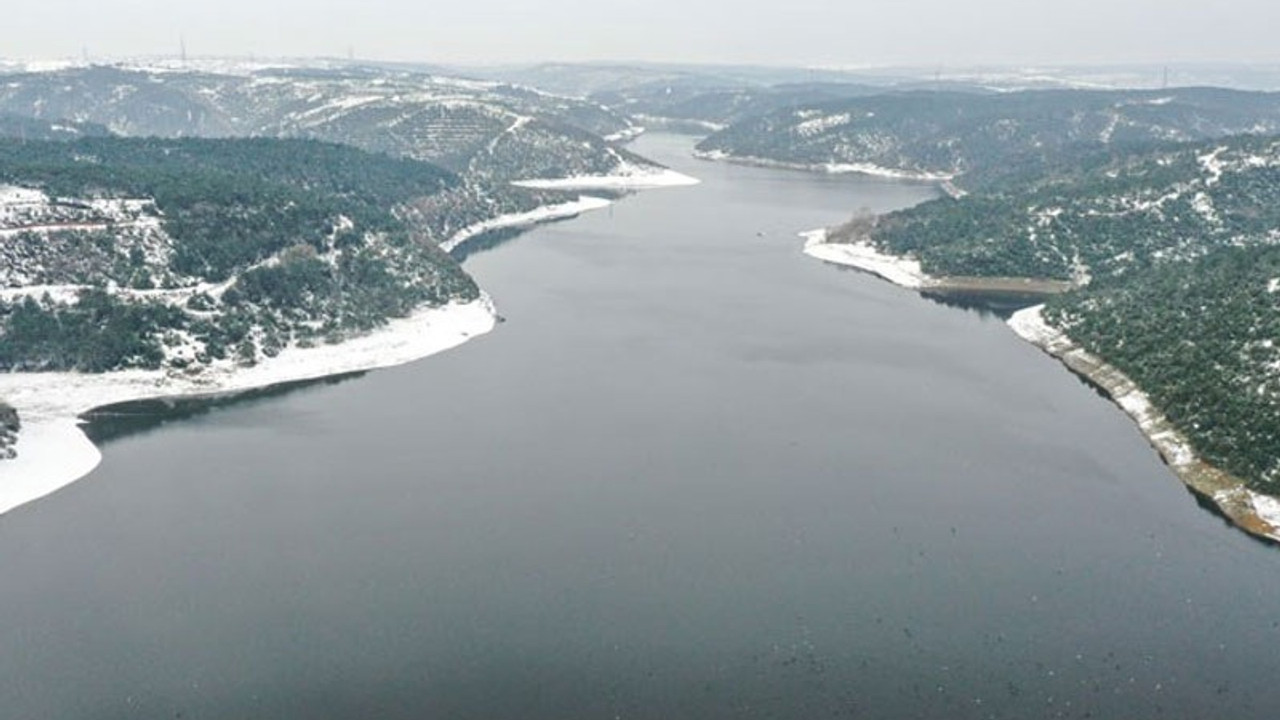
<box><xmin>2</xmin><ymin>134</ymin><xmax>1278</xmax><ymax>719</ymax></box>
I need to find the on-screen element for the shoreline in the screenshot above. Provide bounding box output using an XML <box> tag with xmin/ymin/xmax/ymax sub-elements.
<box><xmin>1008</xmin><ymin>306</ymin><xmax>1280</xmax><ymax>543</ymax></box>
<box><xmin>0</xmin><ymin>295</ymin><xmax>497</xmax><ymax>516</ymax></box>
<box><xmin>509</xmin><ymin>167</ymin><xmax>701</xmax><ymax>192</ymax></box>
<box><xmin>801</xmin><ymin>228</ymin><xmax>932</xmax><ymax>288</ymax></box>
<box><xmin>802</xmin><ymin>227</ymin><xmax>1280</xmax><ymax>542</ymax></box>
<box><xmin>631</xmin><ymin>114</ymin><xmax>728</xmax><ymax>134</ymax></box>
<box><xmin>801</xmin><ymin>229</ymin><xmax>1073</xmax><ymax>296</ymax></box>
<box><xmin>444</xmin><ymin>168</ymin><xmax>701</xmax><ymax>254</ymax></box>
<box><xmin>694</xmin><ymin>149</ymin><xmax>955</xmax><ymax>184</ymax></box>
<box><xmin>442</xmin><ymin>195</ymin><xmax>614</xmax><ymax>253</ymax></box>
<box><xmin>0</xmin><ymin>164</ymin><xmax>705</xmax><ymax>517</ymax></box>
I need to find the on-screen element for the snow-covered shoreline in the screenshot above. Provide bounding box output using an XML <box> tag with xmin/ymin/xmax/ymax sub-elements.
<box><xmin>694</xmin><ymin>150</ymin><xmax>954</xmax><ymax>183</ymax></box>
<box><xmin>631</xmin><ymin>114</ymin><xmax>728</xmax><ymax>134</ymax></box>
<box><xmin>443</xmin><ymin>169</ymin><xmax>700</xmax><ymax>254</ymax></box>
<box><xmin>801</xmin><ymin>228</ymin><xmax>1073</xmax><ymax>295</ymax></box>
<box><xmin>442</xmin><ymin>196</ymin><xmax>614</xmax><ymax>253</ymax></box>
<box><xmin>801</xmin><ymin>229</ymin><xmax>934</xmax><ymax>288</ymax></box>
<box><xmin>510</xmin><ymin>167</ymin><xmax>700</xmax><ymax>191</ymax></box>
<box><xmin>602</xmin><ymin>126</ymin><xmax>647</xmax><ymax>144</ymax></box>
<box><xmin>0</xmin><ymin>162</ymin><xmax>706</xmax><ymax>516</ymax></box>
<box><xmin>0</xmin><ymin>295</ymin><xmax>497</xmax><ymax>516</ymax></box>
<box><xmin>804</xmin><ymin>223</ymin><xmax>1280</xmax><ymax>542</ymax></box>
<box><xmin>1008</xmin><ymin>306</ymin><xmax>1280</xmax><ymax>542</ymax></box>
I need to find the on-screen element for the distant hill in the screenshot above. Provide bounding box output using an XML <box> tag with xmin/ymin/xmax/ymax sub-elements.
<box><xmin>0</xmin><ymin>65</ymin><xmax>653</xmax><ymax>184</ymax></box>
<box><xmin>593</xmin><ymin>82</ymin><xmax>902</xmax><ymax>130</ymax></box>
<box><xmin>0</xmin><ymin>113</ymin><xmax>111</xmax><ymax>141</ymax></box>
<box><xmin>696</xmin><ymin>88</ymin><xmax>1280</xmax><ymax>189</ymax></box>
<box><xmin>863</xmin><ymin>134</ymin><xmax>1280</xmax><ymax>280</ymax></box>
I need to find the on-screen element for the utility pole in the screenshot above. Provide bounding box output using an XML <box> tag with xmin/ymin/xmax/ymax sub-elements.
<box><xmin>180</xmin><ymin>34</ymin><xmax>187</xmax><ymax>67</ymax></box>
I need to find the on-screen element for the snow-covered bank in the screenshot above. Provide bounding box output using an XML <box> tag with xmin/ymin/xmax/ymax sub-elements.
<box><xmin>801</xmin><ymin>229</ymin><xmax>1073</xmax><ymax>296</ymax></box>
<box><xmin>804</xmin><ymin>221</ymin><xmax>1279</xmax><ymax>542</ymax></box>
<box><xmin>0</xmin><ymin>296</ymin><xmax>497</xmax><ymax>516</ymax></box>
<box><xmin>510</xmin><ymin>167</ymin><xmax>700</xmax><ymax>191</ymax></box>
<box><xmin>1008</xmin><ymin>305</ymin><xmax>1280</xmax><ymax>543</ymax></box>
<box><xmin>801</xmin><ymin>229</ymin><xmax>933</xmax><ymax>289</ymax></box>
<box><xmin>442</xmin><ymin>196</ymin><xmax>614</xmax><ymax>253</ymax></box>
<box><xmin>630</xmin><ymin>115</ymin><xmax>728</xmax><ymax>134</ymax></box>
<box><xmin>602</xmin><ymin>126</ymin><xmax>646</xmax><ymax>143</ymax></box>
<box><xmin>694</xmin><ymin>150</ymin><xmax>954</xmax><ymax>183</ymax></box>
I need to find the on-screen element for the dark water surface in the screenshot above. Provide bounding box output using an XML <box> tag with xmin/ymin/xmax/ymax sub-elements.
<box><xmin>3</xmin><ymin>134</ymin><xmax>1278</xmax><ymax>719</ymax></box>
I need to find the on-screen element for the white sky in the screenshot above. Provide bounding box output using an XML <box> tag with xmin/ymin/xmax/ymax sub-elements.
<box><xmin>5</xmin><ymin>0</ymin><xmax>1279</xmax><ymax>68</ymax></box>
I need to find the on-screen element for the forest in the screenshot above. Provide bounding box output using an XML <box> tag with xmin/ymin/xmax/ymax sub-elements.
<box><xmin>697</xmin><ymin>87</ymin><xmax>1280</xmax><ymax>190</ymax></box>
<box><xmin>0</xmin><ymin>136</ymin><xmax>481</xmax><ymax>372</ymax></box>
<box><xmin>830</xmin><ymin>133</ymin><xmax>1280</xmax><ymax>493</ymax></box>
<box><xmin>1045</xmin><ymin>245</ymin><xmax>1280</xmax><ymax>491</ymax></box>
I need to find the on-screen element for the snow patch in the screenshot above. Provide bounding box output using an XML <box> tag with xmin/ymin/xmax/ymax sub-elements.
<box><xmin>1191</xmin><ymin>192</ymin><xmax>1219</xmax><ymax>224</ymax></box>
<box><xmin>821</xmin><ymin>162</ymin><xmax>955</xmax><ymax>181</ymax></box>
<box><xmin>1199</xmin><ymin>147</ymin><xmax>1227</xmax><ymax>186</ymax></box>
<box><xmin>0</xmin><ymin>185</ymin><xmax>48</xmax><ymax>205</ymax></box>
<box><xmin>603</xmin><ymin>126</ymin><xmax>645</xmax><ymax>143</ymax></box>
<box><xmin>631</xmin><ymin>114</ymin><xmax>727</xmax><ymax>133</ymax></box>
<box><xmin>1249</xmin><ymin>492</ymin><xmax>1280</xmax><ymax>530</ymax></box>
<box><xmin>794</xmin><ymin>113</ymin><xmax>851</xmax><ymax>136</ymax></box>
<box><xmin>0</xmin><ymin>284</ymin><xmax>88</xmax><ymax>304</ymax></box>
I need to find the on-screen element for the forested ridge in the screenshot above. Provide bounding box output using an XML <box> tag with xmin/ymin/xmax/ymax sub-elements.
<box><xmin>829</xmin><ymin>134</ymin><xmax>1280</xmax><ymax>494</ymax></box>
<box><xmin>1046</xmin><ymin>246</ymin><xmax>1280</xmax><ymax>490</ymax></box>
<box><xmin>0</xmin><ymin>136</ymin><xmax>482</xmax><ymax>373</ymax></box>
<box><xmin>863</xmin><ymin>135</ymin><xmax>1280</xmax><ymax>281</ymax></box>
<box><xmin>0</xmin><ymin>64</ymin><xmax>651</xmax><ymax>184</ymax></box>
<box><xmin>697</xmin><ymin>87</ymin><xmax>1280</xmax><ymax>190</ymax></box>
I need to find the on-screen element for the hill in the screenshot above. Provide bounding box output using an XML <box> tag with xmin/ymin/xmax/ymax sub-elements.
<box><xmin>0</xmin><ymin>64</ymin><xmax>654</xmax><ymax>185</ymax></box>
<box><xmin>817</xmin><ymin>133</ymin><xmax>1280</xmax><ymax>496</ymax></box>
<box><xmin>696</xmin><ymin>88</ymin><xmax>1280</xmax><ymax>189</ymax></box>
<box><xmin>0</xmin><ymin>136</ymin><xmax>478</xmax><ymax>373</ymax></box>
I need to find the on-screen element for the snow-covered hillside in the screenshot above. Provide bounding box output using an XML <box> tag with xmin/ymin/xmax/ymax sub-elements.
<box><xmin>0</xmin><ymin>65</ymin><xmax>654</xmax><ymax>183</ymax></box>
<box><xmin>697</xmin><ymin>88</ymin><xmax>1280</xmax><ymax>188</ymax></box>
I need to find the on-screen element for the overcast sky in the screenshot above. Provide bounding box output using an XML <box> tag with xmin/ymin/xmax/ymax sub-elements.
<box><xmin>6</xmin><ymin>1</ymin><xmax>1280</xmax><ymax>68</ymax></box>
